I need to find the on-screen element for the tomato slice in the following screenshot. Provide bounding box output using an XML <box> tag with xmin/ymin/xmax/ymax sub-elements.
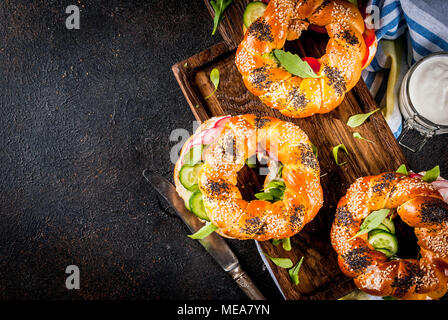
<box><xmin>302</xmin><ymin>57</ymin><xmax>321</xmax><ymax>73</ymax></box>
<box><xmin>363</xmin><ymin>28</ymin><xmax>376</xmax><ymax>47</ymax></box>
<box><xmin>361</xmin><ymin>47</ymin><xmax>369</xmax><ymax>68</ymax></box>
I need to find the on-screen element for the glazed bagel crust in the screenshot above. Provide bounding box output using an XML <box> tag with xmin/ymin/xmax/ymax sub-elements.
<box><xmin>174</xmin><ymin>114</ymin><xmax>323</xmax><ymax>241</ymax></box>
<box><xmin>236</xmin><ymin>0</ymin><xmax>368</xmax><ymax>118</ymax></box>
<box><xmin>331</xmin><ymin>172</ymin><xmax>448</xmax><ymax>299</ymax></box>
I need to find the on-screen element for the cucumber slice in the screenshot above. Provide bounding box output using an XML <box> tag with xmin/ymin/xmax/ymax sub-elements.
<box><xmin>243</xmin><ymin>1</ymin><xmax>267</xmax><ymax>28</ymax></box>
<box><xmin>381</xmin><ymin>217</ymin><xmax>395</xmax><ymax>234</ymax></box>
<box><xmin>368</xmin><ymin>230</ymin><xmax>398</xmax><ymax>255</ymax></box>
<box><xmin>189</xmin><ymin>191</ymin><xmax>209</xmax><ymax>221</ymax></box>
<box><xmin>183</xmin><ymin>145</ymin><xmax>205</xmax><ymax>166</ymax></box>
<box><xmin>184</xmin><ymin>190</ymin><xmax>193</xmax><ymax>211</ymax></box>
<box><xmin>373</xmin><ymin>224</ymin><xmax>390</xmax><ymax>232</ymax></box>
<box><xmin>179</xmin><ymin>163</ymin><xmax>203</xmax><ymax>191</ymax></box>
<box><xmin>375</xmin><ymin>248</ymin><xmax>394</xmax><ymax>258</ymax></box>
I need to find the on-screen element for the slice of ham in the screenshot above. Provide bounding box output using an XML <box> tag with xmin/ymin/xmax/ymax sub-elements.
<box><xmin>437</xmin><ymin>188</ymin><xmax>448</xmax><ymax>203</ymax></box>
<box><xmin>409</xmin><ymin>171</ymin><xmax>448</xmax><ymax>203</ymax></box>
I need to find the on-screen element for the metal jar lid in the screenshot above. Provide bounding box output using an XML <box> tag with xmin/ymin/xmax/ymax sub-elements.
<box><xmin>398</xmin><ymin>52</ymin><xmax>448</xmax><ymax>152</ymax></box>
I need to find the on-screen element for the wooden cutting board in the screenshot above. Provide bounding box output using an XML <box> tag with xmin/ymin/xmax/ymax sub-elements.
<box><xmin>172</xmin><ymin>0</ymin><xmax>409</xmax><ymax>300</ymax></box>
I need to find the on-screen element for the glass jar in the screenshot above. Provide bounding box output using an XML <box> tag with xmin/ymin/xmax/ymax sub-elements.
<box><xmin>398</xmin><ymin>52</ymin><xmax>448</xmax><ymax>152</ymax></box>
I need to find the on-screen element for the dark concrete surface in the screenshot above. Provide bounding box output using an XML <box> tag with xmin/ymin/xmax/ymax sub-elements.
<box><xmin>0</xmin><ymin>0</ymin><xmax>446</xmax><ymax>300</ymax></box>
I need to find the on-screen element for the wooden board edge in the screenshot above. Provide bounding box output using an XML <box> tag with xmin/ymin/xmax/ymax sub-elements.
<box><xmin>171</xmin><ymin>42</ymin><xmax>231</xmax><ymax>123</ymax></box>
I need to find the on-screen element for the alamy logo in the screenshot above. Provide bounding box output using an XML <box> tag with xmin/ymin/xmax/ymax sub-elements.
<box><xmin>65</xmin><ymin>5</ymin><xmax>80</xmax><ymax>30</ymax></box>
<box><xmin>65</xmin><ymin>265</ymin><xmax>80</xmax><ymax>289</ymax></box>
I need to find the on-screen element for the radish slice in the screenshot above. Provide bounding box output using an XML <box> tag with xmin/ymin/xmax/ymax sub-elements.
<box><xmin>266</xmin><ymin>150</ymin><xmax>279</xmax><ymax>162</ymax></box>
<box><xmin>213</xmin><ymin>115</ymin><xmax>231</xmax><ymax>128</ymax></box>
<box><xmin>181</xmin><ymin>118</ymin><xmax>229</xmax><ymax>164</ymax></box>
<box><xmin>186</xmin><ymin>130</ymin><xmax>207</xmax><ymax>150</ymax></box>
<box><xmin>409</xmin><ymin>173</ymin><xmax>423</xmax><ymax>179</ymax></box>
<box><xmin>202</xmin><ymin>126</ymin><xmax>223</xmax><ymax>145</ymax></box>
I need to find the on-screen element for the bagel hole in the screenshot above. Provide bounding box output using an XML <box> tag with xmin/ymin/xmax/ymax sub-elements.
<box><xmin>236</xmin><ymin>157</ymin><xmax>271</xmax><ymax>202</ymax></box>
<box><xmin>284</xmin><ymin>29</ymin><xmax>329</xmax><ymax>60</ymax></box>
<box><xmin>392</xmin><ymin>215</ymin><xmax>420</xmax><ymax>259</ymax></box>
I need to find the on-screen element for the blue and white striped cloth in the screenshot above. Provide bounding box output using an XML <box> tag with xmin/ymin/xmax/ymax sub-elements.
<box><xmin>362</xmin><ymin>0</ymin><xmax>448</xmax><ymax>138</ymax></box>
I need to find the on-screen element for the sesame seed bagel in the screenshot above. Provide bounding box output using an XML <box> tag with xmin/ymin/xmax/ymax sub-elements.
<box><xmin>236</xmin><ymin>0</ymin><xmax>373</xmax><ymax>118</ymax></box>
<box><xmin>331</xmin><ymin>172</ymin><xmax>448</xmax><ymax>300</ymax></box>
<box><xmin>174</xmin><ymin>114</ymin><xmax>323</xmax><ymax>241</ymax></box>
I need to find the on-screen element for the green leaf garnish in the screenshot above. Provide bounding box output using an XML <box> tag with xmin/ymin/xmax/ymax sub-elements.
<box><xmin>311</xmin><ymin>143</ymin><xmax>318</xmax><ymax>157</ymax></box>
<box><xmin>205</xmin><ymin>68</ymin><xmax>220</xmax><ymax>99</ymax></box>
<box><xmin>350</xmin><ymin>209</ymin><xmax>391</xmax><ymax>240</ymax></box>
<box><xmin>277</xmin><ymin>164</ymin><xmax>284</xmax><ymax>178</ymax></box>
<box><xmin>273</xmin><ymin>49</ymin><xmax>323</xmax><ymax>79</ymax></box>
<box><xmin>382</xmin><ymin>296</ymin><xmax>398</xmax><ymax>300</ymax></box>
<box><xmin>245</xmin><ymin>155</ymin><xmax>257</xmax><ymax>168</ymax></box>
<box><xmin>353</xmin><ymin>132</ymin><xmax>373</xmax><ymax>143</ymax></box>
<box><xmin>288</xmin><ymin>256</ymin><xmax>304</xmax><ymax>285</ymax></box>
<box><xmin>421</xmin><ymin>165</ymin><xmax>440</xmax><ymax>183</ymax></box>
<box><xmin>262</xmin><ymin>52</ymin><xmax>280</xmax><ymax>65</ymax></box>
<box><xmin>282</xmin><ymin>237</ymin><xmax>292</xmax><ymax>251</ymax></box>
<box><xmin>210</xmin><ymin>0</ymin><xmax>233</xmax><ymax>35</ymax></box>
<box><xmin>347</xmin><ymin>0</ymin><xmax>358</xmax><ymax>7</ymax></box>
<box><xmin>271</xmin><ymin>239</ymin><xmax>282</xmax><ymax>246</ymax></box>
<box><xmin>396</xmin><ymin>164</ymin><xmax>408</xmax><ymax>175</ymax></box>
<box><xmin>255</xmin><ymin>192</ymin><xmax>274</xmax><ymax>201</ymax></box>
<box><xmin>188</xmin><ymin>222</ymin><xmax>218</xmax><ymax>239</ymax></box>
<box><xmin>269</xmin><ymin>188</ymin><xmax>284</xmax><ymax>199</ymax></box>
<box><xmin>264</xmin><ymin>180</ymin><xmax>286</xmax><ymax>191</ymax></box>
<box><xmin>347</xmin><ymin>108</ymin><xmax>380</xmax><ymax>128</ymax></box>
<box><xmin>264</xmin><ymin>253</ymin><xmax>293</xmax><ymax>269</ymax></box>
<box><xmin>332</xmin><ymin>144</ymin><xmax>349</xmax><ymax>166</ymax></box>
<box><xmin>256</xmin><ymin>179</ymin><xmax>286</xmax><ymax>202</ymax></box>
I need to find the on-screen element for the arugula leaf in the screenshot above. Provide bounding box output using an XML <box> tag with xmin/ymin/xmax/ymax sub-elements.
<box><xmin>264</xmin><ymin>253</ymin><xmax>293</xmax><ymax>269</ymax></box>
<box><xmin>421</xmin><ymin>165</ymin><xmax>440</xmax><ymax>183</ymax></box>
<box><xmin>205</xmin><ymin>68</ymin><xmax>220</xmax><ymax>99</ymax></box>
<box><xmin>273</xmin><ymin>49</ymin><xmax>323</xmax><ymax>79</ymax></box>
<box><xmin>353</xmin><ymin>132</ymin><xmax>373</xmax><ymax>143</ymax></box>
<box><xmin>347</xmin><ymin>0</ymin><xmax>358</xmax><ymax>6</ymax></box>
<box><xmin>311</xmin><ymin>143</ymin><xmax>318</xmax><ymax>157</ymax></box>
<box><xmin>210</xmin><ymin>0</ymin><xmax>233</xmax><ymax>35</ymax></box>
<box><xmin>255</xmin><ymin>192</ymin><xmax>274</xmax><ymax>201</ymax></box>
<box><xmin>347</xmin><ymin>108</ymin><xmax>380</xmax><ymax>128</ymax></box>
<box><xmin>269</xmin><ymin>188</ymin><xmax>285</xmax><ymax>200</ymax></box>
<box><xmin>188</xmin><ymin>222</ymin><xmax>218</xmax><ymax>239</ymax></box>
<box><xmin>264</xmin><ymin>180</ymin><xmax>286</xmax><ymax>191</ymax></box>
<box><xmin>282</xmin><ymin>237</ymin><xmax>292</xmax><ymax>251</ymax></box>
<box><xmin>245</xmin><ymin>155</ymin><xmax>257</xmax><ymax>168</ymax></box>
<box><xmin>332</xmin><ymin>144</ymin><xmax>349</xmax><ymax>166</ymax></box>
<box><xmin>277</xmin><ymin>164</ymin><xmax>284</xmax><ymax>178</ymax></box>
<box><xmin>350</xmin><ymin>209</ymin><xmax>391</xmax><ymax>240</ymax></box>
<box><xmin>396</xmin><ymin>164</ymin><xmax>408</xmax><ymax>175</ymax></box>
<box><xmin>271</xmin><ymin>238</ymin><xmax>282</xmax><ymax>246</ymax></box>
<box><xmin>256</xmin><ymin>179</ymin><xmax>286</xmax><ymax>202</ymax></box>
<box><xmin>288</xmin><ymin>256</ymin><xmax>304</xmax><ymax>285</ymax></box>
